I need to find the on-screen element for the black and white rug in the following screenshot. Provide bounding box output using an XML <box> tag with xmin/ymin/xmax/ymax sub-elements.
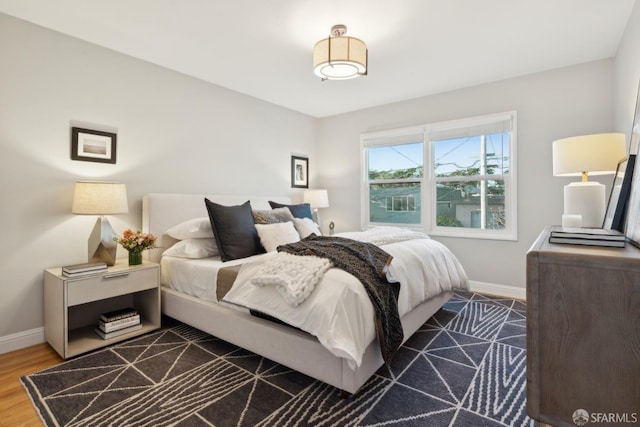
<box><xmin>22</xmin><ymin>291</ymin><xmax>531</xmax><ymax>426</ymax></box>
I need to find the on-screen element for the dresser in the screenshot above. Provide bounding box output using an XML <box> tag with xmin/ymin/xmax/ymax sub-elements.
<box><xmin>526</xmin><ymin>226</ymin><xmax>640</xmax><ymax>426</ymax></box>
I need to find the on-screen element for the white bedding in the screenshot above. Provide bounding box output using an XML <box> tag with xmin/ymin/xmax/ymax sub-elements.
<box><xmin>160</xmin><ymin>252</ymin><xmax>275</xmax><ymax>303</ymax></box>
<box><xmin>250</xmin><ymin>252</ymin><xmax>333</xmax><ymax>307</ymax></box>
<box><xmin>222</xmin><ymin>236</ymin><xmax>468</xmax><ymax>369</ymax></box>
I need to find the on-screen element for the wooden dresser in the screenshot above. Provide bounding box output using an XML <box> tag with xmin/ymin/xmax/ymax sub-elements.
<box><xmin>526</xmin><ymin>226</ymin><xmax>640</xmax><ymax>427</ymax></box>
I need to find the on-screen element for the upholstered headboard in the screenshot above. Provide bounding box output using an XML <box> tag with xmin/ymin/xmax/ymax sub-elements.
<box><xmin>142</xmin><ymin>193</ymin><xmax>292</xmax><ymax>263</ymax></box>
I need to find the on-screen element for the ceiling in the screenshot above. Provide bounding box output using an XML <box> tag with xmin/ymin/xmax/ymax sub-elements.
<box><xmin>0</xmin><ymin>0</ymin><xmax>635</xmax><ymax>118</ymax></box>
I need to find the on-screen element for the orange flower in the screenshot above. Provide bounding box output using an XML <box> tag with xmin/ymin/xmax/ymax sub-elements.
<box><xmin>114</xmin><ymin>229</ymin><xmax>157</xmax><ymax>253</ymax></box>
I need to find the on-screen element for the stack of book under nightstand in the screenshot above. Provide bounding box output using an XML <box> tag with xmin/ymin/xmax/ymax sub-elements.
<box><xmin>95</xmin><ymin>307</ymin><xmax>142</xmax><ymax>339</ymax></box>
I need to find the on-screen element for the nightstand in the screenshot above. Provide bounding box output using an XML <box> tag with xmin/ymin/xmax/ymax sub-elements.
<box><xmin>44</xmin><ymin>259</ymin><xmax>160</xmax><ymax>359</ymax></box>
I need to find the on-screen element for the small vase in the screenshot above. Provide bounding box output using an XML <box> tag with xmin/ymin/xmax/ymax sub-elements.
<box><xmin>128</xmin><ymin>251</ymin><xmax>143</xmax><ymax>266</ymax></box>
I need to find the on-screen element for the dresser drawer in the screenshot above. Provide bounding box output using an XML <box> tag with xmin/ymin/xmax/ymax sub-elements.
<box><xmin>67</xmin><ymin>267</ymin><xmax>158</xmax><ymax>306</ymax></box>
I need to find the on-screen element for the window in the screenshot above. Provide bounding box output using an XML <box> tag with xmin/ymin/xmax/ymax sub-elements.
<box><xmin>361</xmin><ymin>112</ymin><xmax>517</xmax><ymax>240</ymax></box>
<box><xmin>362</xmin><ymin>129</ymin><xmax>424</xmax><ymax>226</ymax></box>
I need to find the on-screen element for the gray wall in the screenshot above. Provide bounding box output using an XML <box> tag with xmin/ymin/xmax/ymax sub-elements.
<box><xmin>2</xmin><ymin>1</ymin><xmax>640</xmax><ymax>345</ymax></box>
<box><xmin>316</xmin><ymin>60</ymin><xmax>615</xmax><ymax>288</ymax></box>
<box><xmin>0</xmin><ymin>13</ymin><xmax>317</xmax><ymax>339</ymax></box>
<box><xmin>615</xmin><ymin>0</ymin><xmax>640</xmax><ymax>139</ymax></box>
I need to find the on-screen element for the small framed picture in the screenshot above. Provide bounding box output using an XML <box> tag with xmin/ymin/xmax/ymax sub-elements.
<box><xmin>291</xmin><ymin>156</ymin><xmax>309</xmax><ymax>188</ymax></box>
<box><xmin>71</xmin><ymin>127</ymin><xmax>117</xmax><ymax>164</ymax></box>
<box><xmin>603</xmin><ymin>155</ymin><xmax>635</xmax><ymax>232</ymax></box>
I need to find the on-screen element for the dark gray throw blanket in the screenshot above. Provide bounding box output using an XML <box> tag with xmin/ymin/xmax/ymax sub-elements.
<box><xmin>277</xmin><ymin>234</ymin><xmax>403</xmax><ymax>365</ymax></box>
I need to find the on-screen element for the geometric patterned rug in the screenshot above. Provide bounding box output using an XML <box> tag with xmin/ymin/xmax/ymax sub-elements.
<box><xmin>22</xmin><ymin>291</ymin><xmax>532</xmax><ymax>426</ymax></box>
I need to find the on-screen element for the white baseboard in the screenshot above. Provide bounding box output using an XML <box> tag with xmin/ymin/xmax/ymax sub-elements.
<box><xmin>0</xmin><ymin>327</ymin><xmax>45</xmax><ymax>354</ymax></box>
<box><xmin>469</xmin><ymin>280</ymin><xmax>526</xmax><ymax>300</ymax></box>
<box><xmin>0</xmin><ymin>283</ymin><xmax>524</xmax><ymax>354</ymax></box>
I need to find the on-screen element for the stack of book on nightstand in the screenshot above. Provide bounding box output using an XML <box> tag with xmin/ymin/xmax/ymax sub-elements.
<box><xmin>549</xmin><ymin>226</ymin><xmax>626</xmax><ymax>248</ymax></box>
<box><xmin>62</xmin><ymin>262</ymin><xmax>108</xmax><ymax>277</ymax></box>
<box><xmin>95</xmin><ymin>307</ymin><xmax>141</xmax><ymax>339</ymax></box>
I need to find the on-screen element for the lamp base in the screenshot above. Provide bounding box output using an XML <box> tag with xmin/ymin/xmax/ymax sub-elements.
<box><xmin>88</xmin><ymin>216</ymin><xmax>117</xmax><ymax>266</ymax></box>
<box><xmin>564</xmin><ymin>181</ymin><xmax>605</xmax><ymax>228</ymax></box>
<box><xmin>312</xmin><ymin>208</ymin><xmax>322</xmax><ymax>228</ymax></box>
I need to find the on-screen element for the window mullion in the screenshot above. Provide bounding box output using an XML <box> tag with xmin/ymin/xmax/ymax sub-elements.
<box><xmin>480</xmin><ymin>135</ymin><xmax>487</xmax><ymax>229</ymax></box>
<box><xmin>369</xmin><ymin>178</ymin><xmax>422</xmax><ymax>185</ymax></box>
<box><xmin>434</xmin><ymin>174</ymin><xmax>505</xmax><ymax>183</ymax></box>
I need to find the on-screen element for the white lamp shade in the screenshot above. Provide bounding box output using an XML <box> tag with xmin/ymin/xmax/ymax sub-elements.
<box><xmin>552</xmin><ymin>133</ymin><xmax>626</xmax><ymax>177</ymax></box>
<box><xmin>303</xmin><ymin>189</ymin><xmax>329</xmax><ymax>209</ymax></box>
<box><xmin>313</xmin><ymin>35</ymin><xmax>367</xmax><ymax>80</ymax></box>
<box><xmin>72</xmin><ymin>181</ymin><xmax>128</xmax><ymax>215</ymax></box>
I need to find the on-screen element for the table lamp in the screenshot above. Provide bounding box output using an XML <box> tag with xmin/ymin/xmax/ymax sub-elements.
<box><xmin>72</xmin><ymin>181</ymin><xmax>128</xmax><ymax>265</ymax></box>
<box><xmin>303</xmin><ymin>189</ymin><xmax>329</xmax><ymax>226</ymax></box>
<box><xmin>552</xmin><ymin>133</ymin><xmax>625</xmax><ymax>227</ymax></box>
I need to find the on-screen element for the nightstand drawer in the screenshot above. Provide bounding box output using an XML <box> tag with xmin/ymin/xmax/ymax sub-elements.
<box><xmin>67</xmin><ymin>267</ymin><xmax>158</xmax><ymax>306</ymax></box>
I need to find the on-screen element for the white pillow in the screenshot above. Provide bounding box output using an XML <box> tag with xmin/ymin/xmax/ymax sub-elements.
<box><xmin>293</xmin><ymin>217</ymin><xmax>322</xmax><ymax>238</ymax></box>
<box><xmin>166</xmin><ymin>217</ymin><xmax>213</xmax><ymax>240</ymax></box>
<box><xmin>163</xmin><ymin>238</ymin><xmax>219</xmax><ymax>258</ymax></box>
<box><xmin>255</xmin><ymin>222</ymin><xmax>301</xmax><ymax>252</ymax></box>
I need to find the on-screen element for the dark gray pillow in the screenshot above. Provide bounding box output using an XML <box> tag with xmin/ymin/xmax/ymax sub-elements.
<box><xmin>268</xmin><ymin>201</ymin><xmax>313</xmax><ymax>220</ymax></box>
<box><xmin>252</xmin><ymin>207</ymin><xmax>295</xmax><ymax>224</ymax></box>
<box><xmin>204</xmin><ymin>198</ymin><xmax>264</xmax><ymax>262</ymax></box>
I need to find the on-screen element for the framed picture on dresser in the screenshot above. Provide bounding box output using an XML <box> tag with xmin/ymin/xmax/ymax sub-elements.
<box><xmin>624</xmin><ymin>82</ymin><xmax>640</xmax><ymax>246</ymax></box>
<box><xmin>626</xmin><ymin>179</ymin><xmax>640</xmax><ymax>247</ymax></box>
<box><xmin>604</xmin><ymin>155</ymin><xmax>635</xmax><ymax>233</ymax></box>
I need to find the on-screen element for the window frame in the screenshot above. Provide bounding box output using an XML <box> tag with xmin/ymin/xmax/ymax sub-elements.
<box><xmin>360</xmin><ymin>126</ymin><xmax>425</xmax><ymax>229</ymax></box>
<box><xmin>361</xmin><ymin>111</ymin><xmax>517</xmax><ymax>241</ymax></box>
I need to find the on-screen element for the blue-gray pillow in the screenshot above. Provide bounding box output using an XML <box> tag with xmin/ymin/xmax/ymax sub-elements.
<box><xmin>268</xmin><ymin>201</ymin><xmax>313</xmax><ymax>220</ymax></box>
<box><xmin>204</xmin><ymin>199</ymin><xmax>264</xmax><ymax>261</ymax></box>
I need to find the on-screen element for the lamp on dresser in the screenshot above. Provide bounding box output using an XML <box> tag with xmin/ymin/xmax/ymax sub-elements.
<box><xmin>72</xmin><ymin>181</ymin><xmax>128</xmax><ymax>266</ymax></box>
<box><xmin>552</xmin><ymin>133</ymin><xmax>626</xmax><ymax>227</ymax></box>
<box><xmin>303</xmin><ymin>189</ymin><xmax>329</xmax><ymax>227</ymax></box>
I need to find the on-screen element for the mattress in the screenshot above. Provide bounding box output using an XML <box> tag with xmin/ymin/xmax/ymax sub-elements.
<box><xmin>160</xmin><ymin>252</ymin><xmax>276</xmax><ymax>303</ymax></box>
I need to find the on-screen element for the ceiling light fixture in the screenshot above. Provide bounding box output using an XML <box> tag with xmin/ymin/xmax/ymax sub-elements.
<box><xmin>313</xmin><ymin>24</ymin><xmax>368</xmax><ymax>81</ymax></box>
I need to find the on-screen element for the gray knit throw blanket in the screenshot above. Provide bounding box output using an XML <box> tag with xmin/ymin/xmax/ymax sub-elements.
<box><xmin>278</xmin><ymin>235</ymin><xmax>403</xmax><ymax>366</ymax></box>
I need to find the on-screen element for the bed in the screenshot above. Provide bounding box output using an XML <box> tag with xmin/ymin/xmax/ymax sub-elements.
<box><xmin>142</xmin><ymin>193</ymin><xmax>468</xmax><ymax>394</ymax></box>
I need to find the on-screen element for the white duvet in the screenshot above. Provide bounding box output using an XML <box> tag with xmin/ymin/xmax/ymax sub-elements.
<box><xmin>223</xmin><ymin>231</ymin><xmax>468</xmax><ymax>369</ymax></box>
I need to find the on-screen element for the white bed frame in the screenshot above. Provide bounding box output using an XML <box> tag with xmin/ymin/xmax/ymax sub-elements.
<box><xmin>142</xmin><ymin>193</ymin><xmax>453</xmax><ymax>394</ymax></box>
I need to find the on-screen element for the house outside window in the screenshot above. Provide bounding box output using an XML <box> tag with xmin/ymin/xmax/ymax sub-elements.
<box><xmin>361</xmin><ymin>111</ymin><xmax>517</xmax><ymax>241</ymax></box>
<box><xmin>387</xmin><ymin>195</ymin><xmax>416</xmax><ymax>212</ymax></box>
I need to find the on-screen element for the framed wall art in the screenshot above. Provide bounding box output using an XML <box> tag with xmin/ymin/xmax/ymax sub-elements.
<box><xmin>71</xmin><ymin>127</ymin><xmax>117</xmax><ymax>164</ymax></box>
<box><xmin>291</xmin><ymin>155</ymin><xmax>308</xmax><ymax>188</ymax></box>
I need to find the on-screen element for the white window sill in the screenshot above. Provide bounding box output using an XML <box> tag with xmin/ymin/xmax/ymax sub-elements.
<box><xmin>428</xmin><ymin>227</ymin><xmax>517</xmax><ymax>241</ymax></box>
